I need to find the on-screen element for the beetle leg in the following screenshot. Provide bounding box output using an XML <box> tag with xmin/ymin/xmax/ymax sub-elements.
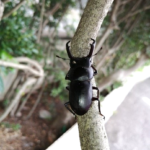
<box><xmin>92</xmin><ymin>86</ymin><xmax>99</xmax><ymax>99</ymax></box>
<box><xmin>92</xmin><ymin>97</ymin><xmax>105</xmax><ymax>119</ymax></box>
<box><xmin>64</xmin><ymin>102</ymin><xmax>76</xmax><ymax>117</ymax></box>
<box><xmin>66</xmin><ymin>41</ymin><xmax>73</xmax><ymax>59</ymax></box>
<box><xmin>92</xmin><ymin>47</ymin><xmax>102</xmax><ymax>56</ymax></box>
<box><xmin>93</xmin><ymin>87</ymin><xmax>105</xmax><ymax>118</ymax></box>
<box><xmin>92</xmin><ymin>86</ymin><xmax>105</xmax><ymax>119</ymax></box>
<box><xmin>91</xmin><ymin>38</ymin><xmax>96</xmax><ymax>45</ymax></box>
<box><xmin>91</xmin><ymin>65</ymin><xmax>97</xmax><ymax>76</ymax></box>
<box><xmin>87</xmin><ymin>38</ymin><xmax>96</xmax><ymax>57</ymax></box>
<box><xmin>88</xmin><ymin>44</ymin><xmax>94</xmax><ymax>57</ymax></box>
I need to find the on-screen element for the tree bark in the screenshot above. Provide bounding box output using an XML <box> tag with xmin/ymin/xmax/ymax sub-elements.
<box><xmin>70</xmin><ymin>0</ymin><xmax>114</xmax><ymax>150</ymax></box>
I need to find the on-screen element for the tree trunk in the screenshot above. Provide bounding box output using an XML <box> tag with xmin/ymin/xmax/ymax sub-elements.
<box><xmin>70</xmin><ymin>0</ymin><xmax>114</xmax><ymax>150</ymax></box>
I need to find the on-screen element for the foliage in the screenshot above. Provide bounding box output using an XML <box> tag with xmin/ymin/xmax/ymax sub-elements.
<box><xmin>2</xmin><ymin>99</ymin><xmax>9</xmax><ymax>108</ymax></box>
<box><xmin>0</xmin><ymin>12</ymin><xmax>39</xmax><ymax>58</ymax></box>
<box><xmin>0</xmin><ymin>122</ymin><xmax>21</xmax><ymax>131</ymax></box>
<box><xmin>50</xmin><ymin>69</ymin><xmax>68</xmax><ymax>101</ymax></box>
<box><xmin>112</xmin><ymin>81</ymin><xmax>122</xmax><ymax>89</ymax></box>
<box><xmin>106</xmin><ymin>7</ymin><xmax>150</xmax><ymax>73</ymax></box>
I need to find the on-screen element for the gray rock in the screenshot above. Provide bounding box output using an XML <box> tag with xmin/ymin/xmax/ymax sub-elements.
<box><xmin>39</xmin><ymin>109</ymin><xmax>51</xmax><ymax>119</ymax></box>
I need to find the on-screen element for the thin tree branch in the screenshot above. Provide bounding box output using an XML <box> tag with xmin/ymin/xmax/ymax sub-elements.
<box><xmin>16</xmin><ymin>57</ymin><xmax>44</xmax><ymax>76</ymax></box>
<box><xmin>98</xmin><ymin>53</ymin><xmax>149</xmax><ymax>92</ymax></box>
<box><xmin>2</xmin><ymin>0</ymin><xmax>25</xmax><ymax>19</ymax></box>
<box><xmin>15</xmin><ymin>80</ymin><xmax>38</xmax><ymax>116</ymax></box>
<box><xmin>0</xmin><ymin>78</ymin><xmax>37</xmax><ymax>122</ymax></box>
<box><xmin>120</xmin><ymin>0</ymin><xmax>132</xmax><ymax>5</ymax></box>
<box><xmin>42</xmin><ymin>2</ymin><xmax>63</xmax><ymax>29</ymax></box>
<box><xmin>0</xmin><ymin>58</ymin><xmax>44</xmax><ymax>77</ymax></box>
<box><xmin>36</xmin><ymin>0</ymin><xmax>45</xmax><ymax>43</ymax></box>
<box><xmin>25</xmin><ymin>42</ymin><xmax>51</xmax><ymax>119</ymax></box>
<box><xmin>96</xmin><ymin>15</ymin><xmax>141</xmax><ymax>70</ymax></box>
<box><xmin>118</xmin><ymin>0</ymin><xmax>142</xmax><ymax>23</ymax></box>
<box><xmin>2</xmin><ymin>0</ymin><xmax>9</xmax><ymax>4</ymax></box>
<box><xmin>49</xmin><ymin>5</ymin><xmax>69</xmax><ymax>38</ymax></box>
<box><xmin>78</xmin><ymin>0</ymin><xmax>83</xmax><ymax>10</ymax></box>
<box><xmin>95</xmin><ymin>0</ymin><xmax>120</xmax><ymax>52</ymax></box>
<box><xmin>119</xmin><ymin>5</ymin><xmax>150</xmax><ymax>23</ymax></box>
<box><xmin>25</xmin><ymin>78</ymin><xmax>46</xmax><ymax>119</ymax></box>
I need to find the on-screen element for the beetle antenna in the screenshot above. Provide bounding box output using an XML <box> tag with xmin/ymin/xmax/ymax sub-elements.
<box><xmin>56</xmin><ymin>55</ymin><xmax>70</xmax><ymax>60</ymax></box>
<box><xmin>92</xmin><ymin>47</ymin><xmax>102</xmax><ymax>57</ymax></box>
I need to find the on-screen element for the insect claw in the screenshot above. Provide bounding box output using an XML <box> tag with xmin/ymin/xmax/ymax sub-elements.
<box><xmin>90</xmin><ymin>38</ymin><xmax>95</xmax><ymax>45</ymax></box>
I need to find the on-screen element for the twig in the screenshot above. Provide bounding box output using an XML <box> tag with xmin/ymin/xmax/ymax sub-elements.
<box><xmin>15</xmin><ymin>81</ymin><xmax>39</xmax><ymax>116</ymax></box>
<box><xmin>36</xmin><ymin>0</ymin><xmax>45</xmax><ymax>43</ymax></box>
<box><xmin>78</xmin><ymin>0</ymin><xmax>83</xmax><ymax>10</ymax></box>
<box><xmin>0</xmin><ymin>59</ymin><xmax>44</xmax><ymax>77</ymax></box>
<box><xmin>50</xmin><ymin>5</ymin><xmax>69</xmax><ymax>38</ymax></box>
<box><xmin>95</xmin><ymin>0</ymin><xmax>120</xmax><ymax>52</ymax></box>
<box><xmin>16</xmin><ymin>57</ymin><xmax>44</xmax><ymax>76</ymax></box>
<box><xmin>2</xmin><ymin>0</ymin><xmax>25</xmax><ymax>19</ymax></box>
<box><xmin>10</xmin><ymin>99</ymin><xmax>19</xmax><ymax>116</ymax></box>
<box><xmin>121</xmin><ymin>0</ymin><xmax>132</xmax><ymax>5</ymax></box>
<box><xmin>97</xmin><ymin>14</ymin><xmax>141</xmax><ymax>70</ymax></box>
<box><xmin>25</xmin><ymin>77</ymin><xmax>46</xmax><ymax>119</ymax></box>
<box><xmin>0</xmin><ymin>78</ymin><xmax>37</xmax><ymax>122</ymax></box>
<box><xmin>25</xmin><ymin>44</ymin><xmax>51</xmax><ymax>119</ymax></box>
<box><xmin>10</xmin><ymin>72</ymin><xmax>30</xmax><ymax>116</ymax></box>
<box><xmin>119</xmin><ymin>5</ymin><xmax>150</xmax><ymax>23</ymax></box>
<box><xmin>2</xmin><ymin>71</ymin><xmax>19</xmax><ymax>101</ymax></box>
<box><xmin>98</xmin><ymin>53</ymin><xmax>149</xmax><ymax>91</ymax></box>
<box><xmin>42</xmin><ymin>2</ymin><xmax>62</xmax><ymax>29</ymax></box>
<box><xmin>118</xmin><ymin>0</ymin><xmax>143</xmax><ymax>23</ymax></box>
<box><xmin>129</xmin><ymin>5</ymin><xmax>150</xmax><ymax>16</ymax></box>
<box><xmin>110</xmin><ymin>15</ymin><xmax>141</xmax><ymax>54</ymax></box>
<box><xmin>2</xmin><ymin>0</ymin><xmax>10</xmax><ymax>4</ymax></box>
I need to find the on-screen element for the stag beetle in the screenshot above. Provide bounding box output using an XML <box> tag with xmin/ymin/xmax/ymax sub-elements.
<box><xmin>57</xmin><ymin>39</ymin><xmax>103</xmax><ymax>117</ymax></box>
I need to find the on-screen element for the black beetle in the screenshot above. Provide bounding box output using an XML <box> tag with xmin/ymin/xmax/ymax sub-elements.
<box><xmin>56</xmin><ymin>39</ymin><xmax>104</xmax><ymax>117</ymax></box>
<box><xmin>65</xmin><ymin>80</ymin><xmax>103</xmax><ymax>116</ymax></box>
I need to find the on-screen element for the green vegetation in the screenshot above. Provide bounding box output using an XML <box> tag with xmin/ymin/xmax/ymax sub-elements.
<box><xmin>0</xmin><ymin>122</ymin><xmax>21</xmax><ymax>130</ymax></box>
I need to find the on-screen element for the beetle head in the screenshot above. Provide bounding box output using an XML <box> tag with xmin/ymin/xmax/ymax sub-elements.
<box><xmin>70</xmin><ymin>57</ymin><xmax>92</xmax><ymax>68</ymax></box>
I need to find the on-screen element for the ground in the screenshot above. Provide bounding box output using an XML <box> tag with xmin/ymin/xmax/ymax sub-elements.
<box><xmin>0</xmin><ymin>90</ymin><xmax>75</xmax><ymax>150</ymax></box>
<box><xmin>106</xmin><ymin>78</ymin><xmax>150</xmax><ymax>150</ymax></box>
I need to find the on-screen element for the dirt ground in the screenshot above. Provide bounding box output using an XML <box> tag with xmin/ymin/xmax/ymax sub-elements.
<box><xmin>0</xmin><ymin>91</ymin><xmax>75</xmax><ymax>150</ymax></box>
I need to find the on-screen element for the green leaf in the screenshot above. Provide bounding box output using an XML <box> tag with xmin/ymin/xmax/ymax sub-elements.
<box><xmin>0</xmin><ymin>50</ymin><xmax>13</xmax><ymax>60</ymax></box>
